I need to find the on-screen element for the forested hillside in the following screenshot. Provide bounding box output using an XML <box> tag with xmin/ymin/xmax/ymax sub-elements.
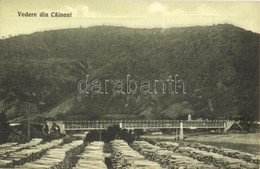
<box><xmin>0</xmin><ymin>24</ymin><xmax>258</xmax><ymax>121</ymax></box>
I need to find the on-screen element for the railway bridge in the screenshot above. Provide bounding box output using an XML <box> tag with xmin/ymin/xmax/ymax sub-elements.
<box><xmin>52</xmin><ymin>120</ymin><xmax>235</xmax><ymax>135</ymax></box>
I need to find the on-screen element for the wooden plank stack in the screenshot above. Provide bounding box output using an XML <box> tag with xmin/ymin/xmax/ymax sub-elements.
<box><xmin>133</xmin><ymin>141</ymin><xmax>216</xmax><ymax>169</ymax></box>
<box><xmin>111</xmin><ymin>140</ymin><xmax>162</xmax><ymax>169</ymax></box>
<box><xmin>0</xmin><ymin>142</ymin><xmax>18</xmax><ymax>149</ymax></box>
<box><xmin>73</xmin><ymin>141</ymin><xmax>107</xmax><ymax>169</ymax></box>
<box><xmin>181</xmin><ymin>142</ymin><xmax>260</xmax><ymax>164</ymax></box>
<box><xmin>13</xmin><ymin>140</ymin><xmax>84</xmax><ymax>169</ymax></box>
<box><xmin>0</xmin><ymin>138</ymin><xmax>44</xmax><ymax>168</ymax></box>
<box><xmin>0</xmin><ymin>138</ymin><xmax>43</xmax><ymax>156</ymax></box>
<box><xmin>156</xmin><ymin>142</ymin><xmax>259</xmax><ymax>169</ymax></box>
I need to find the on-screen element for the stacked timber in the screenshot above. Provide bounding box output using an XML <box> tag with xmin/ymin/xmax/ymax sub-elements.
<box><xmin>13</xmin><ymin>140</ymin><xmax>84</xmax><ymax>169</ymax></box>
<box><xmin>156</xmin><ymin>142</ymin><xmax>179</xmax><ymax>151</ymax></box>
<box><xmin>157</xmin><ymin>142</ymin><xmax>259</xmax><ymax>169</ymax></box>
<box><xmin>111</xmin><ymin>140</ymin><xmax>162</xmax><ymax>169</ymax></box>
<box><xmin>0</xmin><ymin>138</ymin><xmax>43</xmax><ymax>156</ymax></box>
<box><xmin>0</xmin><ymin>159</ymin><xmax>14</xmax><ymax>168</ymax></box>
<box><xmin>0</xmin><ymin>138</ymin><xmax>45</xmax><ymax>168</ymax></box>
<box><xmin>182</xmin><ymin>142</ymin><xmax>260</xmax><ymax>164</ymax></box>
<box><xmin>133</xmin><ymin>141</ymin><xmax>216</xmax><ymax>169</ymax></box>
<box><xmin>0</xmin><ymin>142</ymin><xmax>18</xmax><ymax>149</ymax></box>
<box><xmin>0</xmin><ymin>143</ymin><xmax>18</xmax><ymax>168</ymax></box>
<box><xmin>73</xmin><ymin>141</ymin><xmax>106</xmax><ymax>169</ymax></box>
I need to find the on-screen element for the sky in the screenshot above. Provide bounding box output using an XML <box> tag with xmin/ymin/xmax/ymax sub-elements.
<box><xmin>0</xmin><ymin>0</ymin><xmax>259</xmax><ymax>37</ymax></box>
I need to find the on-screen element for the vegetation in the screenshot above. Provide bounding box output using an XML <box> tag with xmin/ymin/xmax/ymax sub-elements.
<box><xmin>0</xmin><ymin>111</ymin><xmax>10</xmax><ymax>143</ymax></box>
<box><xmin>0</xmin><ymin>24</ymin><xmax>258</xmax><ymax>121</ymax></box>
<box><xmin>85</xmin><ymin>125</ymin><xmax>136</xmax><ymax>144</ymax></box>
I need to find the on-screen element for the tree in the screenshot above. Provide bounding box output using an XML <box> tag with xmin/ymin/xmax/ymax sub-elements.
<box><xmin>0</xmin><ymin>110</ymin><xmax>10</xmax><ymax>143</ymax></box>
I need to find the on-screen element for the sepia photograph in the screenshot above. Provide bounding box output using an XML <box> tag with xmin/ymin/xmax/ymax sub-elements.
<box><xmin>0</xmin><ymin>0</ymin><xmax>259</xmax><ymax>168</ymax></box>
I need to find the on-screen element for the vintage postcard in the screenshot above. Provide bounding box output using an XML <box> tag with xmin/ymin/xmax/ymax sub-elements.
<box><xmin>0</xmin><ymin>0</ymin><xmax>259</xmax><ymax>168</ymax></box>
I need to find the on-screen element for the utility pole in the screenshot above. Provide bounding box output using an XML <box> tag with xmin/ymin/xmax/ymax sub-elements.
<box><xmin>99</xmin><ymin>130</ymin><xmax>101</xmax><ymax>141</ymax></box>
<box><xmin>175</xmin><ymin>129</ymin><xmax>178</xmax><ymax>142</ymax></box>
<box><xmin>25</xmin><ymin>102</ymin><xmax>31</xmax><ymax>142</ymax></box>
<box><xmin>99</xmin><ymin>123</ymin><xmax>102</xmax><ymax>141</ymax></box>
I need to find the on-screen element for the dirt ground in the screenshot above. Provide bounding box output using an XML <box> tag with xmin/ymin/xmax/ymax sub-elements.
<box><xmin>185</xmin><ymin>133</ymin><xmax>260</xmax><ymax>155</ymax></box>
<box><xmin>140</xmin><ymin>133</ymin><xmax>260</xmax><ymax>155</ymax></box>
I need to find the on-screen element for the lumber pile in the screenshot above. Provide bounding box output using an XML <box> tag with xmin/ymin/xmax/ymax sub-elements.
<box><xmin>0</xmin><ymin>142</ymin><xmax>18</xmax><ymax>149</ymax></box>
<box><xmin>0</xmin><ymin>138</ymin><xmax>43</xmax><ymax>156</ymax></box>
<box><xmin>133</xmin><ymin>141</ymin><xmax>216</xmax><ymax>169</ymax></box>
<box><xmin>73</xmin><ymin>141</ymin><xmax>107</xmax><ymax>169</ymax></box>
<box><xmin>111</xmin><ymin>140</ymin><xmax>162</xmax><ymax>169</ymax></box>
<box><xmin>181</xmin><ymin>142</ymin><xmax>260</xmax><ymax>164</ymax></box>
<box><xmin>13</xmin><ymin>140</ymin><xmax>84</xmax><ymax>169</ymax></box>
<box><xmin>0</xmin><ymin>138</ymin><xmax>46</xmax><ymax>168</ymax></box>
<box><xmin>156</xmin><ymin>142</ymin><xmax>179</xmax><ymax>151</ymax></box>
<box><xmin>0</xmin><ymin>159</ymin><xmax>14</xmax><ymax>168</ymax></box>
<box><xmin>157</xmin><ymin>142</ymin><xmax>259</xmax><ymax>169</ymax></box>
<box><xmin>0</xmin><ymin>143</ymin><xmax>18</xmax><ymax>168</ymax></box>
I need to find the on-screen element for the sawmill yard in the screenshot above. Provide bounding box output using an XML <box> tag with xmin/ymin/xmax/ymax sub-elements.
<box><xmin>0</xmin><ymin>133</ymin><xmax>259</xmax><ymax>169</ymax></box>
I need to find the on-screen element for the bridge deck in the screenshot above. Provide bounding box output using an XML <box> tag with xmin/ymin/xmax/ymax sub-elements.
<box><xmin>63</xmin><ymin>120</ymin><xmax>229</xmax><ymax>130</ymax></box>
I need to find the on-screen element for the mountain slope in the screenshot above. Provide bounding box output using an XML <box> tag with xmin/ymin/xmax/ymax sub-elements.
<box><xmin>0</xmin><ymin>24</ymin><xmax>259</xmax><ymax>121</ymax></box>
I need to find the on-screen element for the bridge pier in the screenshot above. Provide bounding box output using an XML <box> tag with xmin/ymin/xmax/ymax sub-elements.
<box><xmin>179</xmin><ymin>122</ymin><xmax>184</xmax><ymax>140</ymax></box>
